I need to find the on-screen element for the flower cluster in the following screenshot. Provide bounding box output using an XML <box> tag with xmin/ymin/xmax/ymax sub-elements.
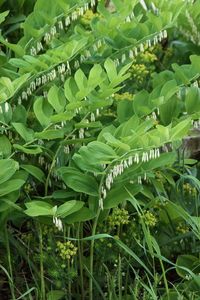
<box><xmin>81</xmin><ymin>9</ymin><xmax>98</xmax><ymax>26</ymax></box>
<box><xmin>42</xmin><ymin>224</ymin><xmax>54</xmax><ymax>235</ymax></box>
<box><xmin>18</xmin><ymin>6</ymin><xmax>168</xmax><ymax>111</ymax></box>
<box><xmin>114</xmin><ymin>30</ymin><xmax>167</xmax><ymax>67</ymax></box>
<box><xmin>24</xmin><ymin>183</ymin><xmax>34</xmax><ymax>194</ymax></box>
<box><xmin>99</xmin><ymin>148</ymin><xmax>160</xmax><ymax>209</ymax></box>
<box><xmin>130</xmin><ymin>63</ymin><xmax>149</xmax><ymax>84</ymax></box>
<box><xmin>18</xmin><ymin>28</ymin><xmax>167</xmax><ymax>109</ymax></box>
<box><xmin>176</xmin><ymin>222</ymin><xmax>190</xmax><ymax>234</ymax></box>
<box><xmin>108</xmin><ymin>208</ymin><xmax>130</xmax><ymax>227</ymax></box>
<box><xmin>30</xmin><ymin>0</ymin><xmax>96</xmax><ymax>55</ymax></box>
<box><xmin>53</xmin><ymin>217</ymin><xmax>63</xmax><ymax>231</ymax></box>
<box><xmin>142</xmin><ymin>210</ymin><xmax>158</xmax><ymax>227</ymax></box>
<box><xmin>146</xmin><ymin>108</ymin><xmax>160</xmax><ymax>125</ymax></box>
<box><xmin>192</xmin><ymin>118</ymin><xmax>200</xmax><ymax>129</ymax></box>
<box><xmin>56</xmin><ymin>241</ymin><xmax>78</xmax><ymax>260</ymax></box>
<box><xmin>179</xmin><ymin>21</ymin><xmax>200</xmax><ymax>46</ymax></box>
<box><xmin>139</xmin><ymin>51</ymin><xmax>157</xmax><ymax>64</ymax></box>
<box><xmin>18</xmin><ymin>67</ymin><xmax>60</xmax><ymax>104</ymax></box>
<box><xmin>183</xmin><ymin>183</ymin><xmax>197</xmax><ymax>196</ymax></box>
<box><xmin>38</xmin><ymin>156</ymin><xmax>51</xmax><ymax>172</ymax></box>
<box><xmin>0</xmin><ymin>102</ymin><xmax>9</xmax><ymax>114</ymax></box>
<box><xmin>18</xmin><ymin>37</ymin><xmax>106</xmax><ymax>105</ymax></box>
<box><xmin>114</xmin><ymin>92</ymin><xmax>133</xmax><ymax>101</ymax></box>
<box><xmin>125</xmin><ymin>9</ymin><xmax>135</xmax><ymax>23</ymax></box>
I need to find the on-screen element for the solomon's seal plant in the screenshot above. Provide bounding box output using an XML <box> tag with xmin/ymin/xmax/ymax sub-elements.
<box><xmin>1</xmin><ymin>0</ymin><xmax>200</xmax><ymax>299</ymax></box>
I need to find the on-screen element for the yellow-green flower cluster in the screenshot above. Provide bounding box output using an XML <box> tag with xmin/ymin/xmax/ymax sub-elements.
<box><xmin>183</xmin><ymin>183</ymin><xmax>197</xmax><ymax>196</ymax></box>
<box><xmin>176</xmin><ymin>222</ymin><xmax>190</xmax><ymax>234</ymax></box>
<box><xmin>24</xmin><ymin>183</ymin><xmax>33</xmax><ymax>193</ymax></box>
<box><xmin>42</xmin><ymin>224</ymin><xmax>58</xmax><ymax>236</ymax></box>
<box><xmin>81</xmin><ymin>10</ymin><xmax>98</xmax><ymax>26</ymax></box>
<box><xmin>114</xmin><ymin>92</ymin><xmax>133</xmax><ymax>101</ymax></box>
<box><xmin>155</xmin><ymin>171</ymin><xmax>166</xmax><ymax>183</ymax></box>
<box><xmin>142</xmin><ymin>211</ymin><xmax>158</xmax><ymax>227</ymax></box>
<box><xmin>108</xmin><ymin>208</ymin><xmax>130</xmax><ymax>227</ymax></box>
<box><xmin>130</xmin><ymin>63</ymin><xmax>149</xmax><ymax>84</ymax></box>
<box><xmin>56</xmin><ymin>241</ymin><xmax>78</xmax><ymax>260</ymax></box>
<box><xmin>139</xmin><ymin>51</ymin><xmax>157</xmax><ymax>64</ymax></box>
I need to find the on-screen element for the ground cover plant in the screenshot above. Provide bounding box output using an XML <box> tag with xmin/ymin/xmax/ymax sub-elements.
<box><xmin>0</xmin><ymin>0</ymin><xmax>200</xmax><ymax>299</ymax></box>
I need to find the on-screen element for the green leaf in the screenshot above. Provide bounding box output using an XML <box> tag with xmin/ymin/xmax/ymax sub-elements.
<box><xmin>104</xmin><ymin>58</ymin><xmax>117</xmax><ymax>83</ymax></box>
<box><xmin>103</xmin><ymin>132</ymin><xmax>130</xmax><ymax>151</ymax></box>
<box><xmin>87</xmin><ymin>141</ymin><xmax>117</xmax><ymax>160</ymax></box>
<box><xmin>176</xmin><ymin>255</ymin><xmax>200</xmax><ymax>278</ymax></box>
<box><xmin>117</xmin><ymin>100</ymin><xmax>134</xmax><ymax>123</ymax></box>
<box><xmin>75</xmin><ymin>121</ymin><xmax>102</xmax><ymax>129</ymax></box>
<box><xmin>171</xmin><ymin>118</ymin><xmax>191</xmax><ymax>141</ymax></box>
<box><xmin>47</xmin><ymin>290</ymin><xmax>65</xmax><ymax>300</ymax></box>
<box><xmin>33</xmin><ymin>97</ymin><xmax>53</xmax><ymax>127</ymax></box>
<box><xmin>88</xmin><ymin>64</ymin><xmax>104</xmax><ymax>89</ymax></box>
<box><xmin>64</xmin><ymin>77</ymin><xmax>78</xmax><ymax>102</ymax></box>
<box><xmin>0</xmin><ymin>10</ymin><xmax>9</xmax><ymax>24</ymax></box>
<box><xmin>74</xmin><ymin>141</ymin><xmax>118</xmax><ymax>170</ymax></box>
<box><xmin>12</xmin><ymin>74</ymin><xmax>31</xmax><ymax>94</ymax></box>
<box><xmin>23</xmin><ymin>55</ymin><xmax>48</xmax><ymax>70</ymax></box>
<box><xmin>20</xmin><ymin>165</ymin><xmax>45</xmax><ymax>183</ymax></box>
<box><xmin>13</xmin><ymin>144</ymin><xmax>42</xmax><ymax>154</ymax></box>
<box><xmin>0</xmin><ymin>135</ymin><xmax>11</xmax><ymax>158</ymax></box>
<box><xmin>52</xmin><ymin>190</ymin><xmax>77</xmax><ymax>199</ymax></box>
<box><xmin>12</xmin><ymin>105</ymin><xmax>27</xmax><ymax>123</ymax></box>
<box><xmin>160</xmin><ymin>79</ymin><xmax>179</xmax><ymax>101</ymax></box>
<box><xmin>159</xmin><ymin>95</ymin><xmax>181</xmax><ymax>125</ymax></box>
<box><xmin>105</xmin><ymin>184</ymin><xmax>142</xmax><ymax>209</ymax></box>
<box><xmin>50</xmin><ymin>111</ymin><xmax>75</xmax><ymax>123</ymax></box>
<box><xmin>9</xmin><ymin>58</ymin><xmax>31</xmax><ymax>70</ymax></box>
<box><xmin>172</xmin><ymin>63</ymin><xmax>190</xmax><ymax>85</ymax></box>
<box><xmin>0</xmin><ymin>77</ymin><xmax>14</xmax><ymax>102</ymax></box>
<box><xmin>0</xmin><ymin>37</ymin><xmax>25</xmax><ymax>56</ymax></box>
<box><xmin>48</xmin><ymin>85</ymin><xmax>66</xmax><ymax>113</ymax></box>
<box><xmin>12</xmin><ymin>122</ymin><xmax>34</xmax><ymax>142</ymax></box>
<box><xmin>65</xmin><ymin>207</ymin><xmax>96</xmax><ymax>224</ymax></box>
<box><xmin>58</xmin><ymin>167</ymin><xmax>98</xmax><ymax>196</ymax></box>
<box><xmin>133</xmin><ymin>90</ymin><xmax>151</xmax><ymax>117</ymax></box>
<box><xmin>56</xmin><ymin>200</ymin><xmax>84</xmax><ymax>218</ymax></box>
<box><xmin>35</xmin><ymin>129</ymin><xmax>64</xmax><ymax>140</ymax></box>
<box><xmin>0</xmin><ymin>190</ymin><xmax>20</xmax><ymax>212</ymax></box>
<box><xmin>25</xmin><ymin>201</ymin><xmax>54</xmax><ymax>217</ymax></box>
<box><xmin>0</xmin><ymin>159</ymin><xmax>19</xmax><ymax>185</ymax></box>
<box><xmin>74</xmin><ymin>68</ymin><xmax>88</xmax><ymax>92</ymax></box>
<box><xmin>144</xmin><ymin>152</ymin><xmax>177</xmax><ymax>170</ymax></box>
<box><xmin>185</xmin><ymin>86</ymin><xmax>200</xmax><ymax>114</ymax></box>
<box><xmin>0</xmin><ymin>101</ymin><xmax>12</xmax><ymax>123</ymax></box>
<box><xmin>0</xmin><ymin>179</ymin><xmax>25</xmax><ymax>197</ymax></box>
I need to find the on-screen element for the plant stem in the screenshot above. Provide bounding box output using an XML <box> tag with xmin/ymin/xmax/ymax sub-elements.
<box><xmin>118</xmin><ymin>255</ymin><xmax>122</xmax><ymax>300</ymax></box>
<box><xmin>78</xmin><ymin>222</ymin><xmax>84</xmax><ymax>300</ymax></box>
<box><xmin>38</xmin><ymin>223</ymin><xmax>45</xmax><ymax>300</ymax></box>
<box><xmin>4</xmin><ymin>225</ymin><xmax>16</xmax><ymax>300</ymax></box>
<box><xmin>67</xmin><ymin>226</ymin><xmax>72</xmax><ymax>300</ymax></box>
<box><xmin>159</xmin><ymin>259</ymin><xmax>169</xmax><ymax>300</ymax></box>
<box><xmin>89</xmin><ymin>207</ymin><xmax>101</xmax><ymax>300</ymax></box>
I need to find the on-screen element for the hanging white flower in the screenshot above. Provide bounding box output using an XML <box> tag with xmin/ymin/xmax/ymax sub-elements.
<box><xmin>53</xmin><ymin>216</ymin><xmax>63</xmax><ymax>231</ymax></box>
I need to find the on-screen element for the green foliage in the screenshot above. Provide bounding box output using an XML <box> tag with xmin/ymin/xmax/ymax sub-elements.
<box><xmin>1</xmin><ymin>0</ymin><xmax>200</xmax><ymax>299</ymax></box>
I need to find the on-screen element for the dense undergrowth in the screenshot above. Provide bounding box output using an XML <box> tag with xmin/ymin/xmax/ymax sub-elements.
<box><xmin>0</xmin><ymin>0</ymin><xmax>200</xmax><ymax>299</ymax></box>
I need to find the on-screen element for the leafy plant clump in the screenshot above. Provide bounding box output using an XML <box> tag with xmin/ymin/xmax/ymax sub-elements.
<box><xmin>1</xmin><ymin>0</ymin><xmax>200</xmax><ymax>299</ymax></box>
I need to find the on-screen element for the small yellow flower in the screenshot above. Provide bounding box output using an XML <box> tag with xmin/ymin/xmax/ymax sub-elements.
<box><xmin>176</xmin><ymin>222</ymin><xmax>190</xmax><ymax>234</ymax></box>
<box><xmin>108</xmin><ymin>208</ymin><xmax>130</xmax><ymax>227</ymax></box>
<box><xmin>56</xmin><ymin>241</ymin><xmax>78</xmax><ymax>261</ymax></box>
<box><xmin>142</xmin><ymin>211</ymin><xmax>157</xmax><ymax>227</ymax></box>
